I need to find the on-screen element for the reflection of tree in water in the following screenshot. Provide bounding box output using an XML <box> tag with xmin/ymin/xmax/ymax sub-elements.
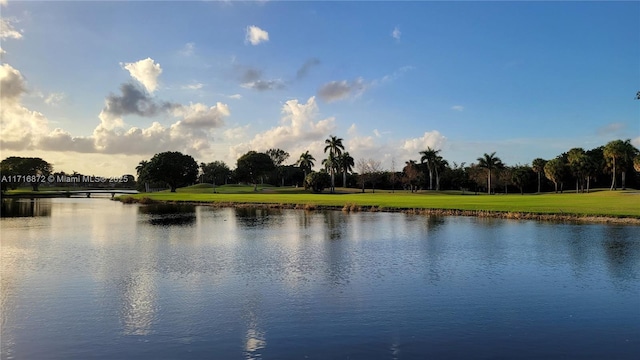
<box><xmin>0</xmin><ymin>199</ymin><xmax>51</xmax><ymax>217</ymax></box>
<box><xmin>138</xmin><ymin>203</ymin><xmax>196</xmax><ymax>226</ymax></box>
<box><xmin>234</xmin><ymin>207</ymin><xmax>283</xmax><ymax>228</ymax></box>
<box><xmin>602</xmin><ymin>227</ymin><xmax>640</xmax><ymax>288</ymax></box>
<box><xmin>416</xmin><ymin>216</ymin><xmax>446</xmax><ymax>284</ymax></box>
<box><xmin>321</xmin><ymin>211</ymin><xmax>352</xmax><ymax>286</ymax></box>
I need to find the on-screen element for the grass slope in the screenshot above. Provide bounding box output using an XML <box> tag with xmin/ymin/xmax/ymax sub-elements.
<box><xmin>122</xmin><ymin>185</ymin><xmax>640</xmax><ymax>218</ymax></box>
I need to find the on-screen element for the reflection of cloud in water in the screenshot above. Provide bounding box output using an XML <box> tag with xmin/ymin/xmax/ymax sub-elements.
<box><xmin>244</xmin><ymin>327</ymin><xmax>266</xmax><ymax>358</ymax></box>
<box><xmin>120</xmin><ymin>271</ymin><xmax>157</xmax><ymax>336</ymax></box>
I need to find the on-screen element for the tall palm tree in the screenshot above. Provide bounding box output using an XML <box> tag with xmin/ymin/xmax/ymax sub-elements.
<box><xmin>338</xmin><ymin>152</ymin><xmax>355</xmax><ymax>188</ymax></box>
<box><xmin>324</xmin><ymin>135</ymin><xmax>345</xmax><ymax>193</ymax></box>
<box><xmin>531</xmin><ymin>158</ymin><xmax>547</xmax><ymax>194</ymax></box>
<box><xmin>604</xmin><ymin>140</ymin><xmax>626</xmax><ymax>190</ymax></box>
<box><xmin>419</xmin><ymin>147</ymin><xmax>440</xmax><ymax>190</ymax></box>
<box><xmin>297</xmin><ymin>151</ymin><xmax>315</xmax><ymax>178</ymax></box>
<box><xmin>567</xmin><ymin>148</ymin><xmax>587</xmax><ymax>193</ymax></box>
<box><xmin>477</xmin><ymin>152</ymin><xmax>504</xmax><ymax>194</ymax></box>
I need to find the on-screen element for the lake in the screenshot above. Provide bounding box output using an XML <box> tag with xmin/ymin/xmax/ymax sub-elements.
<box><xmin>1</xmin><ymin>198</ymin><xmax>639</xmax><ymax>359</ymax></box>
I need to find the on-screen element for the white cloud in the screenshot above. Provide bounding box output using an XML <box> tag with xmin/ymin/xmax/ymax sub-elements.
<box><xmin>373</xmin><ymin>129</ymin><xmax>382</xmax><ymax>138</ymax></box>
<box><xmin>631</xmin><ymin>136</ymin><xmax>640</xmax><ymax>148</ymax></box>
<box><xmin>245</xmin><ymin>25</ymin><xmax>269</xmax><ymax>45</ymax></box>
<box><xmin>228</xmin><ymin>94</ymin><xmax>242</xmax><ymax>100</ymax></box>
<box><xmin>451</xmin><ymin>105</ymin><xmax>464</xmax><ymax>112</ymax></box>
<box><xmin>172</xmin><ymin>102</ymin><xmax>229</xmax><ymax>128</ymax></box>
<box><xmin>0</xmin><ymin>0</ymin><xmax>8</xmax><ymax>7</ymax></box>
<box><xmin>0</xmin><ymin>47</ymin><xmax>5</xmax><ymax>56</ymax></box>
<box><xmin>347</xmin><ymin>123</ymin><xmax>357</xmax><ymax>136</ymax></box>
<box><xmin>401</xmin><ymin>130</ymin><xmax>446</xmax><ymax>154</ymax></box>
<box><xmin>597</xmin><ymin>122</ymin><xmax>626</xmax><ymax>136</ymax></box>
<box><xmin>0</xmin><ymin>64</ymin><xmax>49</xmax><ymax>150</ymax></box>
<box><xmin>121</xmin><ymin>58</ymin><xmax>162</xmax><ymax>93</ymax></box>
<box><xmin>44</xmin><ymin>92</ymin><xmax>65</xmax><ymax>106</ymax></box>
<box><xmin>392</xmin><ymin>26</ymin><xmax>401</xmax><ymax>41</ymax></box>
<box><xmin>224</xmin><ymin>124</ymin><xmax>249</xmax><ymax>140</ymax></box>
<box><xmin>229</xmin><ymin>96</ymin><xmax>335</xmax><ymax>162</ymax></box>
<box><xmin>181</xmin><ymin>83</ymin><xmax>204</xmax><ymax>90</ymax></box>
<box><xmin>0</xmin><ymin>17</ymin><xmax>22</xmax><ymax>40</ymax></box>
<box><xmin>317</xmin><ymin>78</ymin><xmax>367</xmax><ymax>103</ymax></box>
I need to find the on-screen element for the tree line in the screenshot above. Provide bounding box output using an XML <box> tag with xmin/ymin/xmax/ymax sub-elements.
<box><xmin>2</xmin><ymin>138</ymin><xmax>637</xmax><ymax>195</ymax></box>
<box><xmin>133</xmin><ymin>137</ymin><xmax>639</xmax><ymax>194</ymax></box>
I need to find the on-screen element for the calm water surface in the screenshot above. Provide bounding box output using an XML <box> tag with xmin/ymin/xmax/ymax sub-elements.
<box><xmin>1</xmin><ymin>198</ymin><xmax>639</xmax><ymax>359</ymax></box>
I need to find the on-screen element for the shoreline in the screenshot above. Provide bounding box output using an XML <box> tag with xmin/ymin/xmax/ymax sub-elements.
<box><xmin>116</xmin><ymin>197</ymin><xmax>640</xmax><ymax>225</ymax></box>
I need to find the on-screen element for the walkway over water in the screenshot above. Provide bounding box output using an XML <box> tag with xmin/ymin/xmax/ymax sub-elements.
<box><xmin>2</xmin><ymin>189</ymin><xmax>139</xmax><ymax>199</ymax></box>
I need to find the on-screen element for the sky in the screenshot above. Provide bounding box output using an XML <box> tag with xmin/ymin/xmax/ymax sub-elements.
<box><xmin>1</xmin><ymin>0</ymin><xmax>638</xmax><ymax>176</ymax></box>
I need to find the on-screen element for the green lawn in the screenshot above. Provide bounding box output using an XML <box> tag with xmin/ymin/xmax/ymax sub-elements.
<box><xmin>120</xmin><ymin>185</ymin><xmax>640</xmax><ymax>218</ymax></box>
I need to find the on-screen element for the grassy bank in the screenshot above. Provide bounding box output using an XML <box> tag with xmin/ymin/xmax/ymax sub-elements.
<box><xmin>117</xmin><ymin>184</ymin><xmax>640</xmax><ymax>221</ymax></box>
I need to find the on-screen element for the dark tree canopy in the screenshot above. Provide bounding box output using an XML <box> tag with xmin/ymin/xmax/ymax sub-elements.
<box><xmin>235</xmin><ymin>151</ymin><xmax>275</xmax><ymax>191</ymax></box>
<box><xmin>139</xmin><ymin>151</ymin><xmax>198</xmax><ymax>192</ymax></box>
<box><xmin>304</xmin><ymin>171</ymin><xmax>331</xmax><ymax>193</ymax></box>
<box><xmin>0</xmin><ymin>156</ymin><xmax>53</xmax><ymax>191</ymax></box>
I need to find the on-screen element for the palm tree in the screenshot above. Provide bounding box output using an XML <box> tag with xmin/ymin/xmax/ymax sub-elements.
<box><xmin>419</xmin><ymin>147</ymin><xmax>440</xmax><ymax>190</ymax></box>
<box><xmin>567</xmin><ymin>148</ymin><xmax>587</xmax><ymax>193</ymax></box>
<box><xmin>531</xmin><ymin>158</ymin><xmax>547</xmax><ymax>193</ymax></box>
<box><xmin>433</xmin><ymin>156</ymin><xmax>448</xmax><ymax>191</ymax></box>
<box><xmin>604</xmin><ymin>140</ymin><xmax>626</xmax><ymax>190</ymax></box>
<box><xmin>476</xmin><ymin>152</ymin><xmax>504</xmax><ymax>194</ymax></box>
<box><xmin>338</xmin><ymin>152</ymin><xmax>355</xmax><ymax>188</ymax></box>
<box><xmin>324</xmin><ymin>135</ymin><xmax>345</xmax><ymax>193</ymax></box>
<box><xmin>634</xmin><ymin>154</ymin><xmax>640</xmax><ymax>173</ymax></box>
<box><xmin>544</xmin><ymin>157</ymin><xmax>567</xmax><ymax>193</ymax></box>
<box><xmin>297</xmin><ymin>151</ymin><xmax>315</xmax><ymax>178</ymax></box>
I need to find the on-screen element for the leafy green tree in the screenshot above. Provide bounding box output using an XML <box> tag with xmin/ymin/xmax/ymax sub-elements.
<box><xmin>402</xmin><ymin>160</ymin><xmax>420</xmax><ymax>192</ymax></box>
<box><xmin>142</xmin><ymin>152</ymin><xmax>198</xmax><ymax>192</ymax></box>
<box><xmin>324</xmin><ymin>135</ymin><xmax>344</xmax><ymax>193</ymax></box>
<box><xmin>297</xmin><ymin>151</ymin><xmax>316</xmax><ymax>178</ymax></box>
<box><xmin>200</xmin><ymin>161</ymin><xmax>231</xmax><ymax>192</ymax></box>
<box><xmin>477</xmin><ymin>152</ymin><xmax>504</xmax><ymax>194</ymax></box>
<box><xmin>531</xmin><ymin>158</ymin><xmax>547</xmax><ymax>193</ymax></box>
<box><xmin>511</xmin><ymin>165</ymin><xmax>533</xmax><ymax>195</ymax></box>
<box><xmin>266</xmin><ymin>148</ymin><xmax>290</xmax><ymax>186</ymax></box>
<box><xmin>304</xmin><ymin>171</ymin><xmax>331</xmax><ymax>193</ymax></box>
<box><xmin>634</xmin><ymin>154</ymin><xmax>640</xmax><ymax>173</ymax></box>
<box><xmin>338</xmin><ymin>152</ymin><xmax>355</xmax><ymax>188</ymax></box>
<box><xmin>236</xmin><ymin>151</ymin><xmax>275</xmax><ymax>191</ymax></box>
<box><xmin>544</xmin><ymin>157</ymin><xmax>568</xmax><ymax>193</ymax></box>
<box><xmin>0</xmin><ymin>156</ymin><xmax>52</xmax><ymax>191</ymax></box>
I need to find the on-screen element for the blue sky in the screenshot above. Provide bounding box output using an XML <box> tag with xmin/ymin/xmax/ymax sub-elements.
<box><xmin>1</xmin><ymin>0</ymin><xmax>638</xmax><ymax>176</ymax></box>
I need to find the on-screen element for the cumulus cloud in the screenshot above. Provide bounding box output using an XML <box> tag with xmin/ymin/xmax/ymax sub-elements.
<box><xmin>1</xmin><ymin>62</ymin><xmax>230</xmax><ymax>158</ymax></box>
<box><xmin>392</xmin><ymin>26</ymin><xmax>401</xmax><ymax>41</ymax></box>
<box><xmin>98</xmin><ymin>83</ymin><xmax>177</xmax><ymax>129</ymax></box>
<box><xmin>296</xmin><ymin>58</ymin><xmax>320</xmax><ymax>79</ymax></box>
<box><xmin>245</xmin><ymin>25</ymin><xmax>269</xmax><ymax>45</ymax></box>
<box><xmin>0</xmin><ymin>17</ymin><xmax>22</xmax><ymax>40</ymax></box>
<box><xmin>224</xmin><ymin>124</ymin><xmax>249</xmax><ymax>140</ymax></box>
<box><xmin>401</xmin><ymin>130</ymin><xmax>446</xmax><ymax>154</ymax></box>
<box><xmin>121</xmin><ymin>58</ymin><xmax>162</xmax><ymax>93</ymax></box>
<box><xmin>229</xmin><ymin>96</ymin><xmax>335</xmax><ymax>161</ymax></box>
<box><xmin>0</xmin><ymin>64</ymin><xmax>48</xmax><ymax>150</ymax></box>
<box><xmin>317</xmin><ymin>78</ymin><xmax>367</xmax><ymax>103</ymax></box>
<box><xmin>451</xmin><ymin>105</ymin><xmax>464</xmax><ymax>112</ymax></box>
<box><xmin>172</xmin><ymin>102</ymin><xmax>229</xmax><ymax>128</ymax></box>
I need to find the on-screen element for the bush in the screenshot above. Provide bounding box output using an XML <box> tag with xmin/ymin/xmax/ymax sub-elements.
<box><xmin>304</xmin><ymin>171</ymin><xmax>331</xmax><ymax>193</ymax></box>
